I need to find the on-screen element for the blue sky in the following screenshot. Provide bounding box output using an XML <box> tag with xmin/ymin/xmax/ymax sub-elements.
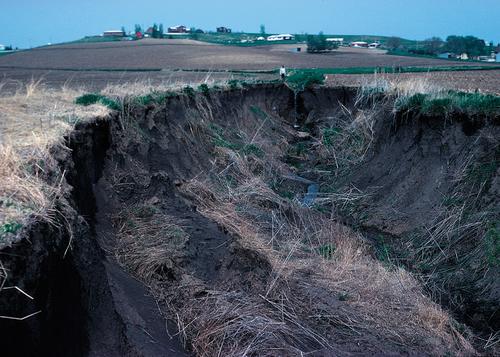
<box><xmin>1</xmin><ymin>0</ymin><xmax>499</xmax><ymax>48</ymax></box>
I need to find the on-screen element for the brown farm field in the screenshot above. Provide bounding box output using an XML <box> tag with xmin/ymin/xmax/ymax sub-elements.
<box><xmin>0</xmin><ymin>38</ymin><xmax>499</xmax><ymax>93</ymax></box>
<box><xmin>0</xmin><ymin>38</ymin><xmax>491</xmax><ymax>70</ymax></box>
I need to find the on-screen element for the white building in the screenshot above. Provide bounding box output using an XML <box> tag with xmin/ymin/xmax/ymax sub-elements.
<box><xmin>326</xmin><ymin>38</ymin><xmax>344</xmax><ymax>45</ymax></box>
<box><xmin>267</xmin><ymin>34</ymin><xmax>294</xmax><ymax>41</ymax></box>
<box><xmin>0</xmin><ymin>44</ymin><xmax>5</xmax><ymax>51</ymax></box>
<box><xmin>368</xmin><ymin>42</ymin><xmax>381</xmax><ymax>49</ymax></box>
<box><xmin>351</xmin><ymin>41</ymin><xmax>368</xmax><ymax>48</ymax></box>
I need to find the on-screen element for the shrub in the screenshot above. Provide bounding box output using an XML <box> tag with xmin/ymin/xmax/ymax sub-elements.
<box><xmin>228</xmin><ymin>79</ymin><xmax>241</xmax><ymax>90</ymax></box>
<box><xmin>183</xmin><ymin>86</ymin><xmax>195</xmax><ymax>98</ymax></box>
<box><xmin>75</xmin><ymin>93</ymin><xmax>120</xmax><ymax>110</ymax></box>
<box><xmin>286</xmin><ymin>71</ymin><xmax>325</xmax><ymax>91</ymax></box>
<box><xmin>198</xmin><ymin>83</ymin><xmax>210</xmax><ymax>96</ymax></box>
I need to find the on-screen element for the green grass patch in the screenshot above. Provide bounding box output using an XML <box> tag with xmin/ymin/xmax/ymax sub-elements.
<box><xmin>134</xmin><ymin>91</ymin><xmax>176</xmax><ymax>106</ymax></box>
<box><xmin>75</xmin><ymin>93</ymin><xmax>120</xmax><ymax>110</ymax></box>
<box><xmin>286</xmin><ymin>71</ymin><xmax>325</xmax><ymax>91</ymax></box>
<box><xmin>317</xmin><ymin>243</ymin><xmax>335</xmax><ymax>260</ymax></box>
<box><xmin>1</xmin><ymin>221</ymin><xmax>22</xmax><ymax>240</ymax></box>
<box><xmin>241</xmin><ymin>144</ymin><xmax>264</xmax><ymax>157</ymax></box>
<box><xmin>395</xmin><ymin>91</ymin><xmax>500</xmax><ymax>117</ymax></box>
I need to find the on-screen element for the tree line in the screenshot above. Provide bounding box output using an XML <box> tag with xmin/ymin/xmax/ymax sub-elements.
<box><xmin>386</xmin><ymin>35</ymin><xmax>496</xmax><ymax>57</ymax></box>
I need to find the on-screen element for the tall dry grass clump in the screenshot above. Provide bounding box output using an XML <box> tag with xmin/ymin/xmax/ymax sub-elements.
<box><xmin>0</xmin><ymin>79</ymin><xmax>109</xmax><ymax>243</ymax></box>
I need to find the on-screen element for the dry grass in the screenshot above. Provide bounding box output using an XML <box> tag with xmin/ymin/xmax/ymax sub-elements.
<box><xmin>113</xmin><ymin>204</ymin><xmax>189</xmax><ymax>283</ymax></box>
<box><xmin>0</xmin><ymin>79</ymin><xmax>109</xmax><ymax>243</ymax></box>
<box><xmin>164</xmin><ymin>117</ymin><xmax>476</xmax><ymax>355</ymax></box>
<box><xmin>178</xmin><ymin>176</ymin><xmax>475</xmax><ymax>355</ymax></box>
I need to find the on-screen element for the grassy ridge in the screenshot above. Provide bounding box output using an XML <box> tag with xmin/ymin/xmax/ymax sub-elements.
<box><xmin>395</xmin><ymin>91</ymin><xmax>500</xmax><ymax>117</ymax></box>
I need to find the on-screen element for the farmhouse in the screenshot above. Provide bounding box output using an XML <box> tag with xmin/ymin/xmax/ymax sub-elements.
<box><xmin>267</xmin><ymin>34</ymin><xmax>295</xmax><ymax>41</ymax></box>
<box><xmin>351</xmin><ymin>41</ymin><xmax>369</xmax><ymax>48</ymax></box>
<box><xmin>217</xmin><ymin>27</ymin><xmax>232</xmax><ymax>33</ymax></box>
<box><xmin>103</xmin><ymin>30</ymin><xmax>125</xmax><ymax>37</ymax></box>
<box><xmin>369</xmin><ymin>42</ymin><xmax>381</xmax><ymax>49</ymax></box>
<box><xmin>168</xmin><ymin>25</ymin><xmax>189</xmax><ymax>33</ymax></box>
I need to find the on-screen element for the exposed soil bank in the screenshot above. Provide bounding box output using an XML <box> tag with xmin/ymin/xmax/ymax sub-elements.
<box><xmin>0</xmin><ymin>84</ymin><xmax>498</xmax><ymax>356</ymax></box>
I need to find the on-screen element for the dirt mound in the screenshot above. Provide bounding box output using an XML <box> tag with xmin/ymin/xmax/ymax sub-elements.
<box><xmin>1</xmin><ymin>84</ymin><xmax>497</xmax><ymax>356</ymax></box>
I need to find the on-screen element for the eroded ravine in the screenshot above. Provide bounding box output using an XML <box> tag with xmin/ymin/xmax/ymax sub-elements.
<box><xmin>0</xmin><ymin>84</ymin><xmax>498</xmax><ymax>356</ymax></box>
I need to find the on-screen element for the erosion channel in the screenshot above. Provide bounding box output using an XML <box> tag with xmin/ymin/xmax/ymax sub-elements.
<box><xmin>1</xmin><ymin>84</ymin><xmax>498</xmax><ymax>356</ymax></box>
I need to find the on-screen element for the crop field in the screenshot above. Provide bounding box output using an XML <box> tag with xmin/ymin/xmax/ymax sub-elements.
<box><xmin>0</xmin><ymin>38</ymin><xmax>498</xmax><ymax>93</ymax></box>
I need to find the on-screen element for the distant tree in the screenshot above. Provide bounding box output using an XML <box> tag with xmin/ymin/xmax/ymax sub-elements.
<box><xmin>152</xmin><ymin>23</ymin><xmax>159</xmax><ymax>38</ymax></box>
<box><xmin>134</xmin><ymin>24</ymin><xmax>142</xmax><ymax>34</ymax></box>
<box><xmin>422</xmin><ymin>37</ymin><xmax>444</xmax><ymax>54</ymax></box>
<box><xmin>307</xmin><ymin>31</ymin><xmax>337</xmax><ymax>53</ymax></box>
<box><xmin>445</xmin><ymin>35</ymin><xmax>487</xmax><ymax>56</ymax></box>
<box><xmin>159</xmin><ymin>24</ymin><xmax>164</xmax><ymax>38</ymax></box>
<box><xmin>121</xmin><ymin>26</ymin><xmax>126</xmax><ymax>36</ymax></box>
<box><xmin>260</xmin><ymin>24</ymin><xmax>266</xmax><ymax>36</ymax></box>
<box><xmin>190</xmin><ymin>28</ymin><xmax>200</xmax><ymax>40</ymax></box>
<box><xmin>386</xmin><ymin>36</ymin><xmax>402</xmax><ymax>51</ymax></box>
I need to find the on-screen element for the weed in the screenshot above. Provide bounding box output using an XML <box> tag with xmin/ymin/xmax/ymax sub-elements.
<box><xmin>241</xmin><ymin>144</ymin><xmax>264</xmax><ymax>158</ymax></box>
<box><xmin>0</xmin><ymin>221</ymin><xmax>22</xmax><ymax>240</ymax></box>
<box><xmin>183</xmin><ymin>86</ymin><xmax>195</xmax><ymax>98</ymax></box>
<box><xmin>375</xmin><ymin>235</ymin><xmax>392</xmax><ymax>264</ymax></box>
<box><xmin>317</xmin><ymin>243</ymin><xmax>335</xmax><ymax>260</ymax></box>
<box><xmin>198</xmin><ymin>83</ymin><xmax>210</xmax><ymax>96</ymax></box>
